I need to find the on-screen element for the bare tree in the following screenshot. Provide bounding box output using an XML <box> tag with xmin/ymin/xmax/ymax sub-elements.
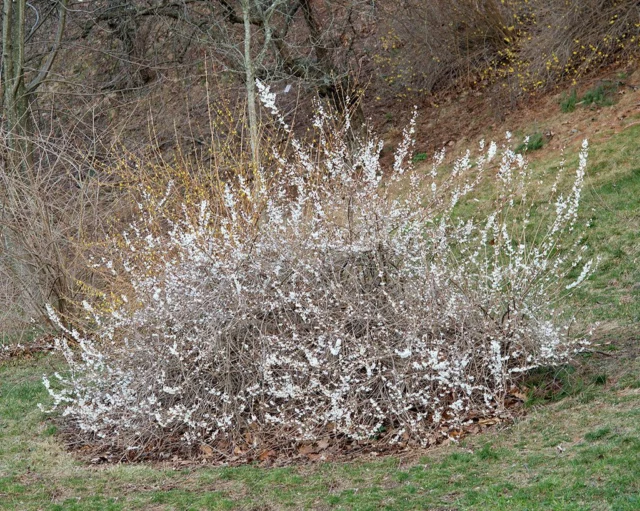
<box><xmin>2</xmin><ymin>0</ymin><xmax>68</xmax><ymax>166</ymax></box>
<box><xmin>77</xmin><ymin>0</ymin><xmax>373</xmax><ymax>158</ymax></box>
<box><xmin>1</xmin><ymin>0</ymin><xmax>71</xmax><ymax>325</ymax></box>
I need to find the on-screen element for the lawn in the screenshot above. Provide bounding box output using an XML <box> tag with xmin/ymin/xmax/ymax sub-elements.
<box><xmin>1</xmin><ymin>347</ymin><xmax>638</xmax><ymax>510</ymax></box>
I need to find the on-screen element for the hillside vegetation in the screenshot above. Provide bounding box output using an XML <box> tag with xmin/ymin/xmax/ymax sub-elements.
<box><xmin>4</xmin><ymin>0</ymin><xmax>640</xmax><ymax>332</ymax></box>
<box><xmin>1</xmin><ymin>74</ymin><xmax>639</xmax><ymax>509</ymax></box>
<box><xmin>1</xmin><ymin>1</ymin><xmax>640</xmax><ymax>509</ymax></box>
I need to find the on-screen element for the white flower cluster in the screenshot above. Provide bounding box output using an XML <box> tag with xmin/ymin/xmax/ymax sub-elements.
<box><xmin>42</xmin><ymin>93</ymin><xmax>594</xmax><ymax>460</ymax></box>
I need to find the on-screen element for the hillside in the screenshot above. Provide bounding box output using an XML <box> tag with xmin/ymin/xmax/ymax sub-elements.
<box><xmin>1</xmin><ymin>66</ymin><xmax>639</xmax><ymax>509</ymax></box>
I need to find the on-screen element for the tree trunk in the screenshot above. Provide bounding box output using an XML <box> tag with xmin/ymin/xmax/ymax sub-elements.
<box><xmin>2</xmin><ymin>0</ymin><xmax>32</xmax><ymax>171</ymax></box>
<box><xmin>2</xmin><ymin>0</ymin><xmax>34</xmax><ymax>321</ymax></box>
<box><xmin>241</xmin><ymin>0</ymin><xmax>260</xmax><ymax>168</ymax></box>
<box><xmin>2</xmin><ymin>0</ymin><xmax>68</xmax><ymax>323</ymax></box>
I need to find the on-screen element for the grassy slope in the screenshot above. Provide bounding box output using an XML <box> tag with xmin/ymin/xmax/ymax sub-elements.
<box><xmin>1</xmin><ymin>104</ymin><xmax>639</xmax><ymax>511</ymax></box>
<box><xmin>477</xmin><ymin>123</ymin><xmax>638</xmax><ymax>338</ymax></box>
<box><xmin>543</xmin><ymin>123</ymin><xmax>640</xmax><ymax>337</ymax></box>
<box><xmin>1</xmin><ymin>352</ymin><xmax>639</xmax><ymax>510</ymax></box>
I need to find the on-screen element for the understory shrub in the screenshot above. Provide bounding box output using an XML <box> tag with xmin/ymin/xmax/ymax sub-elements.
<box><xmin>42</xmin><ymin>89</ymin><xmax>594</xmax><ymax>461</ymax></box>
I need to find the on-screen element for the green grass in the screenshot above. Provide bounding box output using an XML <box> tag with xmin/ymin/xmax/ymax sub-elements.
<box><xmin>449</xmin><ymin>120</ymin><xmax>640</xmax><ymax>338</ymax></box>
<box><xmin>560</xmin><ymin>127</ymin><xmax>640</xmax><ymax>334</ymax></box>
<box><xmin>1</xmin><ymin>328</ymin><xmax>45</xmax><ymax>346</ymax></box>
<box><xmin>1</xmin><ymin>106</ymin><xmax>640</xmax><ymax>511</ymax></box>
<box><xmin>0</xmin><ymin>352</ymin><xmax>638</xmax><ymax>510</ymax></box>
<box><xmin>560</xmin><ymin>89</ymin><xmax>578</xmax><ymax>113</ymax></box>
<box><xmin>559</xmin><ymin>82</ymin><xmax>619</xmax><ymax>113</ymax></box>
<box><xmin>411</xmin><ymin>152</ymin><xmax>428</xmax><ymax>163</ymax></box>
<box><xmin>515</xmin><ymin>131</ymin><xmax>544</xmax><ymax>153</ymax></box>
<box><xmin>580</xmin><ymin>82</ymin><xmax>618</xmax><ymax>108</ymax></box>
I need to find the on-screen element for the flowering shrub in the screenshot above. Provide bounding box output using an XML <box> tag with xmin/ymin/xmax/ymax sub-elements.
<box><xmin>42</xmin><ymin>91</ymin><xmax>594</xmax><ymax>461</ymax></box>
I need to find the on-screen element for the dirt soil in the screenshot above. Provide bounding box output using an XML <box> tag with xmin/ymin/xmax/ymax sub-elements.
<box><xmin>373</xmin><ymin>65</ymin><xmax>640</xmax><ymax>165</ymax></box>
